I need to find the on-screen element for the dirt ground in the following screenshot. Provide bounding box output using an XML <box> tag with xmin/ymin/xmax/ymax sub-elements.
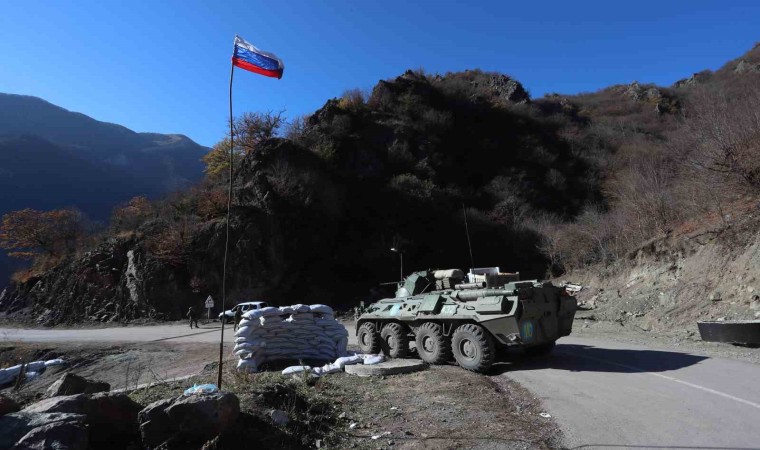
<box><xmin>1</xmin><ymin>340</ymin><xmax>561</xmax><ymax>450</ymax></box>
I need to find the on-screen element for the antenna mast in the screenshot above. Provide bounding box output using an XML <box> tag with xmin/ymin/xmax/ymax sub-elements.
<box><xmin>462</xmin><ymin>204</ymin><xmax>475</xmax><ymax>272</ymax></box>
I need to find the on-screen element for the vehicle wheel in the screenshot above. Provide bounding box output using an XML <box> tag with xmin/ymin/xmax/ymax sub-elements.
<box><xmin>524</xmin><ymin>341</ymin><xmax>556</xmax><ymax>357</ymax></box>
<box><xmin>357</xmin><ymin>322</ymin><xmax>381</xmax><ymax>354</ymax></box>
<box><xmin>415</xmin><ymin>322</ymin><xmax>451</xmax><ymax>364</ymax></box>
<box><xmin>380</xmin><ymin>323</ymin><xmax>409</xmax><ymax>358</ymax></box>
<box><xmin>451</xmin><ymin>324</ymin><xmax>495</xmax><ymax>373</ymax></box>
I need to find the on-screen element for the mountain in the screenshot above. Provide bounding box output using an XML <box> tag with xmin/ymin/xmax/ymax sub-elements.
<box><xmin>0</xmin><ymin>94</ymin><xmax>209</xmax><ymax>196</ymax></box>
<box><xmin>0</xmin><ymin>94</ymin><xmax>210</xmax><ymax>288</ymax></box>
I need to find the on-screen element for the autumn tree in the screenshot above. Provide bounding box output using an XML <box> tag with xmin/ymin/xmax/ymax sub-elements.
<box><xmin>111</xmin><ymin>196</ymin><xmax>154</xmax><ymax>231</ymax></box>
<box><xmin>203</xmin><ymin>111</ymin><xmax>285</xmax><ymax>177</ymax></box>
<box><xmin>0</xmin><ymin>208</ymin><xmax>84</xmax><ymax>259</ymax></box>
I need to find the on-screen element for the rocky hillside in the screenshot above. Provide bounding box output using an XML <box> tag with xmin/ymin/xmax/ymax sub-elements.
<box><xmin>2</xmin><ymin>44</ymin><xmax>758</xmax><ymax>326</ymax></box>
<box><xmin>572</xmin><ymin>207</ymin><xmax>760</xmax><ymax>333</ymax></box>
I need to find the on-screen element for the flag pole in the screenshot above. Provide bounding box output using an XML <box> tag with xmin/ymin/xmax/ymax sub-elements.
<box><xmin>218</xmin><ymin>55</ymin><xmax>235</xmax><ymax>389</ymax></box>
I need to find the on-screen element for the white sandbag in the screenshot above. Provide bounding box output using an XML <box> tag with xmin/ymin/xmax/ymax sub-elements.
<box><xmin>260</xmin><ymin>307</ymin><xmax>285</xmax><ymax>317</ymax></box>
<box><xmin>242</xmin><ymin>309</ymin><xmax>264</xmax><ymax>320</ymax></box>
<box><xmin>291</xmin><ymin>304</ymin><xmax>310</xmax><ymax>313</ymax></box>
<box><xmin>233</xmin><ymin>342</ymin><xmax>263</xmax><ymax>353</ymax></box>
<box><xmin>237</xmin><ymin>358</ymin><xmax>259</xmax><ymax>372</ymax></box>
<box><xmin>319</xmin><ymin>362</ymin><xmax>343</xmax><ymax>374</ymax></box>
<box><xmin>278</xmin><ymin>306</ymin><xmax>295</xmax><ymax>314</ymax></box>
<box><xmin>309</xmin><ymin>304</ymin><xmax>333</xmax><ymax>314</ymax></box>
<box><xmin>281</xmin><ymin>365</ymin><xmax>311</xmax><ymax>375</ymax></box>
<box><xmin>234</xmin><ymin>325</ymin><xmax>253</xmax><ymax>337</ymax></box>
<box><xmin>234</xmin><ymin>350</ymin><xmax>253</xmax><ymax>358</ymax></box>
<box><xmin>336</xmin><ymin>337</ymin><xmax>348</xmax><ymax>354</ymax></box>
<box><xmin>44</xmin><ymin>358</ymin><xmax>65</xmax><ymax>367</ymax></box>
<box><xmin>334</xmin><ymin>355</ymin><xmax>362</xmax><ymax>369</ymax></box>
<box><xmin>290</xmin><ymin>313</ymin><xmax>315</xmax><ymax>320</ymax></box>
<box><xmin>25</xmin><ymin>361</ymin><xmax>46</xmax><ymax>372</ymax></box>
<box><xmin>360</xmin><ymin>354</ymin><xmax>385</xmax><ymax>365</ymax></box>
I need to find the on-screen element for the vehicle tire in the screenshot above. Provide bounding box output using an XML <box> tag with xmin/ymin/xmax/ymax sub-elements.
<box><xmin>524</xmin><ymin>341</ymin><xmax>556</xmax><ymax>357</ymax></box>
<box><xmin>415</xmin><ymin>322</ymin><xmax>451</xmax><ymax>364</ymax></box>
<box><xmin>380</xmin><ymin>323</ymin><xmax>409</xmax><ymax>358</ymax></box>
<box><xmin>451</xmin><ymin>324</ymin><xmax>495</xmax><ymax>373</ymax></box>
<box><xmin>357</xmin><ymin>322</ymin><xmax>381</xmax><ymax>354</ymax></box>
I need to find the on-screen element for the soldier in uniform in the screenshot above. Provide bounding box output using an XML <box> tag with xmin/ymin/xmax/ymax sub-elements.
<box><xmin>233</xmin><ymin>307</ymin><xmax>243</xmax><ymax>331</ymax></box>
<box><xmin>187</xmin><ymin>306</ymin><xmax>199</xmax><ymax>329</ymax></box>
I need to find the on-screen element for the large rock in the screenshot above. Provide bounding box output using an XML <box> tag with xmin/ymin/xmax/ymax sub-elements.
<box><xmin>12</xmin><ymin>421</ymin><xmax>88</xmax><ymax>450</ymax></box>
<box><xmin>137</xmin><ymin>397</ymin><xmax>177</xmax><ymax>448</ymax></box>
<box><xmin>487</xmin><ymin>74</ymin><xmax>530</xmax><ymax>104</ymax></box>
<box><xmin>137</xmin><ymin>393</ymin><xmax>240</xmax><ymax>446</ymax></box>
<box><xmin>22</xmin><ymin>394</ymin><xmax>87</xmax><ymax>415</ymax></box>
<box><xmin>46</xmin><ymin>373</ymin><xmax>110</xmax><ymax>397</ymax></box>
<box><xmin>165</xmin><ymin>393</ymin><xmax>240</xmax><ymax>440</ymax></box>
<box><xmin>22</xmin><ymin>392</ymin><xmax>141</xmax><ymax>443</ymax></box>
<box><xmin>0</xmin><ymin>394</ymin><xmax>20</xmax><ymax>416</ymax></box>
<box><xmin>0</xmin><ymin>412</ymin><xmax>85</xmax><ymax>449</ymax></box>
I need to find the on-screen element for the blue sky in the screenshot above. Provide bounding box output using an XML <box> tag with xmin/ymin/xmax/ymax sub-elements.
<box><xmin>1</xmin><ymin>1</ymin><xmax>759</xmax><ymax>147</ymax></box>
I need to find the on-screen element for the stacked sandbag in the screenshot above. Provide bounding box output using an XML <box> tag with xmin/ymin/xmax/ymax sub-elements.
<box><xmin>0</xmin><ymin>359</ymin><xmax>65</xmax><ymax>386</ymax></box>
<box><xmin>284</xmin><ymin>353</ymin><xmax>386</xmax><ymax>377</ymax></box>
<box><xmin>234</xmin><ymin>304</ymin><xmax>348</xmax><ymax>373</ymax></box>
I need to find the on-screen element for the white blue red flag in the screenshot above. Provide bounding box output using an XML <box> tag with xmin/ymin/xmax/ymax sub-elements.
<box><xmin>232</xmin><ymin>35</ymin><xmax>284</xmax><ymax>79</ymax></box>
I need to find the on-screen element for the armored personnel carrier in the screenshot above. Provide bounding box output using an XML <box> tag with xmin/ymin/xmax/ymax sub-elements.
<box><xmin>356</xmin><ymin>268</ymin><xmax>577</xmax><ymax>373</ymax></box>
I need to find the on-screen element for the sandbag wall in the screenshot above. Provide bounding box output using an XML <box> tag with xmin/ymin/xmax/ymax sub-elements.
<box><xmin>234</xmin><ymin>304</ymin><xmax>349</xmax><ymax>373</ymax></box>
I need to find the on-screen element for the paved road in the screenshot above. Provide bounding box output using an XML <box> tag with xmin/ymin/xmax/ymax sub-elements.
<box><xmin>0</xmin><ymin>323</ymin><xmax>232</xmax><ymax>344</ymax></box>
<box><xmin>501</xmin><ymin>336</ymin><xmax>760</xmax><ymax>449</ymax></box>
<box><xmin>2</xmin><ymin>324</ymin><xmax>759</xmax><ymax>448</ymax></box>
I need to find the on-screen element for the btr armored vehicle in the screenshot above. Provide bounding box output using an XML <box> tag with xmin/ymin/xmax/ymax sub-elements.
<box><xmin>356</xmin><ymin>268</ymin><xmax>577</xmax><ymax>373</ymax></box>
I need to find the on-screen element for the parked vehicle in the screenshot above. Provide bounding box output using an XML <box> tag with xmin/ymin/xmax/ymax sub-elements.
<box><xmin>219</xmin><ymin>301</ymin><xmax>269</xmax><ymax>323</ymax></box>
<box><xmin>356</xmin><ymin>268</ymin><xmax>577</xmax><ymax>373</ymax></box>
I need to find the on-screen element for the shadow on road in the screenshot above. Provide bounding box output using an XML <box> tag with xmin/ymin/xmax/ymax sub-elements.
<box><xmin>567</xmin><ymin>446</ymin><xmax>759</xmax><ymax>450</ymax></box>
<box><xmin>491</xmin><ymin>343</ymin><xmax>709</xmax><ymax>375</ymax></box>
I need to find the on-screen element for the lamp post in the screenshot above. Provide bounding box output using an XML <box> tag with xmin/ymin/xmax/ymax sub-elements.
<box><xmin>390</xmin><ymin>247</ymin><xmax>403</xmax><ymax>281</ymax></box>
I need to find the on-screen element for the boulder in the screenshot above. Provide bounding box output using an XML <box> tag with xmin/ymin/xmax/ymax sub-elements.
<box><xmin>12</xmin><ymin>421</ymin><xmax>88</xmax><ymax>450</ymax></box>
<box><xmin>23</xmin><ymin>394</ymin><xmax>87</xmax><ymax>415</ymax></box>
<box><xmin>46</xmin><ymin>373</ymin><xmax>110</xmax><ymax>397</ymax></box>
<box><xmin>165</xmin><ymin>393</ymin><xmax>240</xmax><ymax>440</ymax></box>
<box><xmin>137</xmin><ymin>394</ymin><xmax>240</xmax><ymax>446</ymax></box>
<box><xmin>488</xmin><ymin>74</ymin><xmax>530</xmax><ymax>104</ymax></box>
<box><xmin>22</xmin><ymin>392</ymin><xmax>141</xmax><ymax>443</ymax></box>
<box><xmin>137</xmin><ymin>398</ymin><xmax>177</xmax><ymax>448</ymax></box>
<box><xmin>0</xmin><ymin>412</ymin><xmax>86</xmax><ymax>449</ymax></box>
<box><xmin>0</xmin><ymin>394</ymin><xmax>20</xmax><ymax>416</ymax></box>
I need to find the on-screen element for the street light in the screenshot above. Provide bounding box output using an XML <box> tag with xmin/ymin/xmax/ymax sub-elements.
<box><xmin>390</xmin><ymin>247</ymin><xmax>403</xmax><ymax>281</ymax></box>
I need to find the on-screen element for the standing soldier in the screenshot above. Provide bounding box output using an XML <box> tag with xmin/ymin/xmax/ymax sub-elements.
<box><xmin>187</xmin><ymin>306</ymin><xmax>199</xmax><ymax>329</ymax></box>
<box><xmin>233</xmin><ymin>307</ymin><xmax>243</xmax><ymax>331</ymax></box>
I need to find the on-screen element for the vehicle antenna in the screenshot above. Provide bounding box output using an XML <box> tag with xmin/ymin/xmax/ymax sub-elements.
<box><xmin>463</xmin><ymin>203</ymin><xmax>475</xmax><ymax>273</ymax></box>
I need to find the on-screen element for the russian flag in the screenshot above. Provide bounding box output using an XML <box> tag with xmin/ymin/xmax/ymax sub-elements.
<box><xmin>232</xmin><ymin>35</ymin><xmax>284</xmax><ymax>79</ymax></box>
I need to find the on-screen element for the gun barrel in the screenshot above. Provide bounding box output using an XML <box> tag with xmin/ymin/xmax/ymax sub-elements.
<box><xmin>454</xmin><ymin>288</ymin><xmax>515</xmax><ymax>301</ymax></box>
<box><xmin>454</xmin><ymin>282</ymin><xmax>486</xmax><ymax>290</ymax></box>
